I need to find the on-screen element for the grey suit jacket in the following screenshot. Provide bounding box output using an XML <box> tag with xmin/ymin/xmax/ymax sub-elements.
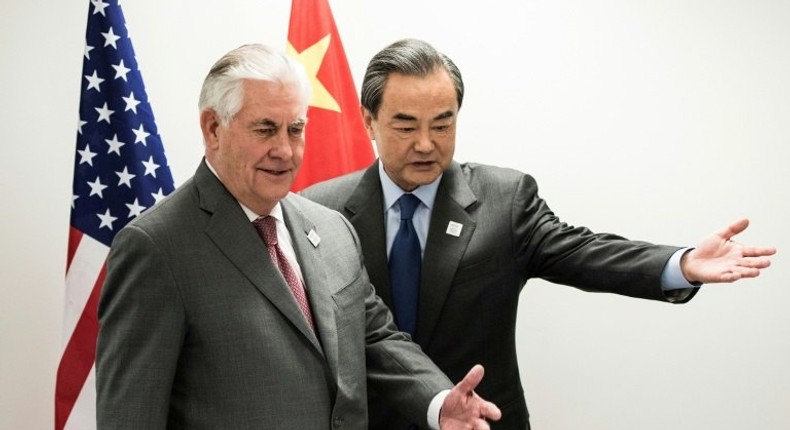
<box><xmin>96</xmin><ymin>160</ymin><xmax>452</xmax><ymax>430</ymax></box>
<box><xmin>301</xmin><ymin>160</ymin><xmax>698</xmax><ymax>429</ymax></box>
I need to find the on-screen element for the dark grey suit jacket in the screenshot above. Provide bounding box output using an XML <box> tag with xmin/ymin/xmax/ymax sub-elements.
<box><xmin>301</xmin><ymin>160</ymin><xmax>698</xmax><ymax>429</ymax></box>
<box><xmin>96</xmin><ymin>160</ymin><xmax>452</xmax><ymax>429</ymax></box>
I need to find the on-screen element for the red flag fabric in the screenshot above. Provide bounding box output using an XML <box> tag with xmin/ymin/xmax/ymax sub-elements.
<box><xmin>56</xmin><ymin>2</ymin><xmax>174</xmax><ymax>429</ymax></box>
<box><xmin>287</xmin><ymin>0</ymin><xmax>375</xmax><ymax>191</ymax></box>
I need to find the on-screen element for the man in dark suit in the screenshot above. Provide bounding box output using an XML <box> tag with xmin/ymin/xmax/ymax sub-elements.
<box><xmin>301</xmin><ymin>38</ymin><xmax>776</xmax><ymax>429</ymax></box>
<box><xmin>95</xmin><ymin>43</ymin><xmax>502</xmax><ymax>430</ymax></box>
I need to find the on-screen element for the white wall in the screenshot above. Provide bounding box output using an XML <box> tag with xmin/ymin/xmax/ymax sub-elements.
<box><xmin>2</xmin><ymin>1</ymin><xmax>788</xmax><ymax>429</ymax></box>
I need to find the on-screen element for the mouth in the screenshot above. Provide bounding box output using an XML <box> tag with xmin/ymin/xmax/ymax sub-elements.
<box><xmin>410</xmin><ymin>161</ymin><xmax>436</xmax><ymax>170</ymax></box>
<box><xmin>259</xmin><ymin>167</ymin><xmax>291</xmax><ymax>177</ymax></box>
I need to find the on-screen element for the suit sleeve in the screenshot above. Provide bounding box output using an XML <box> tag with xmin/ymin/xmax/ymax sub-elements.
<box><xmin>512</xmin><ymin>173</ymin><xmax>697</xmax><ymax>303</ymax></box>
<box><xmin>336</xmin><ymin>214</ymin><xmax>453</xmax><ymax>428</ymax></box>
<box><xmin>96</xmin><ymin>224</ymin><xmax>185</xmax><ymax>429</ymax></box>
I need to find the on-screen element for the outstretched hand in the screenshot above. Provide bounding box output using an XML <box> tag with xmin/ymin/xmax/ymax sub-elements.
<box><xmin>682</xmin><ymin>218</ymin><xmax>776</xmax><ymax>284</ymax></box>
<box><xmin>439</xmin><ymin>365</ymin><xmax>501</xmax><ymax>430</ymax></box>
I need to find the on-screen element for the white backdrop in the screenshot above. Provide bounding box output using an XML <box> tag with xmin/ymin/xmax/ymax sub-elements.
<box><xmin>2</xmin><ymin>1</ymin><xmax>789</xmax><ymax>429</ymax></box>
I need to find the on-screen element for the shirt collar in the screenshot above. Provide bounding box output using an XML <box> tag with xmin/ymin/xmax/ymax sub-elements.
<box><xmin>241</xmin><ymin>201</ymin><xmax>284</xmax><ymax>223</ymax></box>
<box><xmin>378</xmin><ymin>160</ymin><xmax>441</xmax><ymax>210</ymax></box>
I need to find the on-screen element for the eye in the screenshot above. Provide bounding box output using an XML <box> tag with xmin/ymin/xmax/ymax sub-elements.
<box><xmin>394</xmin><ymin>127</ymin><xmax>415</xmax><ymax>133</ymax></box>
<box><xmin>433</xmin><ymin>125</ymin><xmax>451</xmax><ymax>132</ymax></box>
<box><xmin>254</xmin><ymin>127</ymin><xmax>276</xmax><ymax>137</ymax></box>
<box><xmin>288</xmin><ymin>125</ymin><xmax>305</xmax><ymax>137</ymax></box>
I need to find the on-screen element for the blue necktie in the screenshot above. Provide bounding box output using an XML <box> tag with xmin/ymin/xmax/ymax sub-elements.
<box><xmin>388</xmin><ymin>193</ymin><xmax>422</xmax><ymax>337</ymax></box>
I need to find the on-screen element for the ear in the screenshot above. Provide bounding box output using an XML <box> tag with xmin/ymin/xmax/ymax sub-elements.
<box><xmin>361</xmin><ymin>106</ymin><xmax>375</xmax><ymax>140</ymax></box>
<box><xmin>200</xmin><ymin>109</ymin><xmax>221</xmax><ymax>150</ymax></box>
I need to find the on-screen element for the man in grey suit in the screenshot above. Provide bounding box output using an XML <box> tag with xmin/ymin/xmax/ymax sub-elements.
<box><xmin>96</xmin><ymin>43</ymin><xmax>502</xmax><ymax>429</ymax></box>
<box><xmin>301</xmin><ymin>39</ymin><xmax>776</xmax><ymax>429</ymax></box>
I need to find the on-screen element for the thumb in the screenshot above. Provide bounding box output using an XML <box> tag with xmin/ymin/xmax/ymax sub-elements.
<box><xmin>718</xmin><ymin>218</ymin><xmax>749</xmax><ymax>241</ymax></box>
<box><xmin>456</xmin><ymin>364</ymin><xmax>485</xmax><ymax>393</ymax></box>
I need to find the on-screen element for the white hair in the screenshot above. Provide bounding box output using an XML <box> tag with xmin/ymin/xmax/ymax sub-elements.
<box><xmin>198</xmin><ymin>43</ymin><xmax>311</xmax><ymax>125</ymax></box>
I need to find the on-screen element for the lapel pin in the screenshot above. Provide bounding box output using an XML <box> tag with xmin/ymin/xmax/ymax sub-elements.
<box><xmin>446</xmin><ymin>221</ymin><xmax>463</xmax><ymax>237</ymax></box>
<box><xmin>307</xmin><ymin>229</ymin><xmax>321</xmax><ymax>248</ymax></box>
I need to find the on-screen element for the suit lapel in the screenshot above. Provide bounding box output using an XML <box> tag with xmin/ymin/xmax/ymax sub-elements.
<box><xmin>195</xmin><ymin>162</ymin><xmax>323</xmax><ymax>354</ymax></box>
<box><xmin>342</xmin><ymin>165</ymin><xmax>392</xmax><ymax>304</ymax></box>
<box><xmin>281</xmin><ymin>196</ymin><xmax>338</xmax><ymax>374</ymax></box>
<box><xmin>344</xmin><ymin>162</ymin><xmax>478</xmax><ymax>347</ymax></box>
<box><xmin>418</xmin><ymin>162</ymin><xmax>477</xmax><ymax>346</ymax></box>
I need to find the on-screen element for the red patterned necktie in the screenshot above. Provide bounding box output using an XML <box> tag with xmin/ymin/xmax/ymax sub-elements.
<box><xmin>253</xmin><ymin>215</ymin><xmax>315</xmax><ymax>332</ymax></box>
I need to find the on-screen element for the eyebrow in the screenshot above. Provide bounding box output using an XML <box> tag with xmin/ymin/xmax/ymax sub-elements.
<box><xmin>249</xmin><ymin>118</ymin><xmax>306</xmax><ymax>128</ymax></box>
<box><xmin>434</xmin><ymin>111</ymin><xmax>455</xmax><ymax>121</ymax></box>
<box><xmin>391</xmin><ymin>110</ymin><xmax>455</xmax><ymax>122</ymax></box>
<box><xmin>250</xmin><ymin>118</ymin><xmax>279</xmax><ymax>128</ymax></box>
<box><xmin>289</xmin><ymin>119</ymin><xmax>307</xmax><ymax>128</ymax></box>
<box><xmin>392</xmin><ymin>113</ymin><xmax>417</xmax><ymax>122</ymax></box>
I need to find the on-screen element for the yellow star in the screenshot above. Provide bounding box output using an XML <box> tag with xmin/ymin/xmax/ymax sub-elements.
<box><xmin>287</xmin><ymin>35</ymin><xmax>341</xmax><ymax>112</ymax></box>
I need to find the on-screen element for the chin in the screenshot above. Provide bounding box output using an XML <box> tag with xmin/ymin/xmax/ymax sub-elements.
<box><xmin>415</xmin><ymin>173</ymin><xmax>441</xmax><ymax>185</ymax></box>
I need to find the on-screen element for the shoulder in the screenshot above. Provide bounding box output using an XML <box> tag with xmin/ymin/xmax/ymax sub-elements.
<box><xmin>458</xmin><ymin>161</ymin><xmax>532</xmax><ymax>181</ymax></box>
<box><xmin>284</xmin><ymin>193</ymin><xmax>360</xmax><ymax>248</ymax></box>
<box><xmin>455</xmin><ymin>161</ymin><xmax>538</xmax><ymax>194</ymax></box>
<box><xmin>300</xmin><ymin>169</ymin><xmax>366</xmax><ymax>203</ymax></box>
<box><xmin>129</xmin><ymin>177</ymin><xmax>197</xmax><ymax>228</ymax></box>
<box><xmin>299</xmin><ymin>167</ymin><xmax>370</xmax><ymax>212</ymax></box>
<box><xmin>112</xmin><ymin>176</ymin><xmax>202</xmax><ymax>249</ymax></box>
<box><xmin>287</xmin><ymin>191</ymin><xmax>339</xmax><ymax>215</ymax></box>
<box><xmin>285</xmin><ymin>193</ymin><xmax>351</xmax><ymax>229</ymax></box>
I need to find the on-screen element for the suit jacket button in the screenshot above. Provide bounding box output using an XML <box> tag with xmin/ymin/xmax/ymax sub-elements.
<box><xmin>333</xmin><ymin>415</ymin><xmax>345</xmax><ymax>427</ymax></box>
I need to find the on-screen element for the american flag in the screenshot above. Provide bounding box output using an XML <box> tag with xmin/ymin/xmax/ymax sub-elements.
<box><xmin>55</xmin><ymin>1</ymin><xmax>174</xmax><ymax>429</ymax></box>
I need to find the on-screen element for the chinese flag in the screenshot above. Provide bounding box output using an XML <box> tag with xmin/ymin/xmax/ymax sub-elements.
<box><xmin>288</xmin><ymin>0</ymin><xmax>375</xmax><ymax>191</ymax></box>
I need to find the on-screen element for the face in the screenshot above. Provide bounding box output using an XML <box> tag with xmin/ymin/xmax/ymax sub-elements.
<box><xmin>364</xmin><ymin>69</ymin><xmax>458</xmax><ymax>191</ymax></box>
<box><xmin>201</xmin><ymin>79</ymin><xmax>306</xmax><ymax>215</ymax></box>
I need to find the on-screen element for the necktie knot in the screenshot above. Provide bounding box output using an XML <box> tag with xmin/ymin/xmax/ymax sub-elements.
<box><xmin>398</xmin><ymin>193</ymin><xmax>421</xmax><ymax>220</ymax></box>
<box><xmin>253</xmin><ymin>216</ymin><xmax>278</xmax><ymax>247</ymax></box>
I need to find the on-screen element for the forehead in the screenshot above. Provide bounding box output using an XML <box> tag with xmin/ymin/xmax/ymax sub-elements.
<box><xmin>239</xmin><ymin>79</ymin><xmax>307</xmax><ymax>119</ymax></box>
<box><xmin>380</xmin><ymin>70</ymin><xmax>458</xmax><ymax>114</ymax></box>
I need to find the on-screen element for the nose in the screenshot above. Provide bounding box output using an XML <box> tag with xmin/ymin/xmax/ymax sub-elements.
<box><xmin>413</xmin><ymin>128</ymin><xmax>434</xmax><ymax>153</ymax></box>
<box><xmin>268</xmin><ymin>131</ymin><xmax>293</xmax><ymax>159</ymax></box>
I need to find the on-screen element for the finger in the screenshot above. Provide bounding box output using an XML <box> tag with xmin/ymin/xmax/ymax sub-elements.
<box><xmin>455</xmin><ymin>364</ymin><xmax>485</xmax><ymax>393</ymax></box>
<box><xmin>738</xmin><ymin>256</ymin><xmax>772</xmax><ymax>269</ymax></box>
<box><xmin>473</xmin><ymin>418</ymin><xmax>491</xmax><ymax>430</ymax></box>
<box><xmin>720</xmin><ymin>265</ymin><xmax>765</xmax><ymax>281</ymax></box>
<box><xmin>480</xmin><ymin>400</ymin><xmax>502</xmax><ymax>421</ymax></box>
<box><xmin>741</xmin><ymin>245</ymin><xmax>777</xmax><ymax>258</ymax></box>
<box><xmin>718</xmin><ymin>218</ymin><xmax>749</xmax><ymax>240</ymax></box>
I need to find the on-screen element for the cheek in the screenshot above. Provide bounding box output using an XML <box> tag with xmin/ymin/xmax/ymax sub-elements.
<box><xmin>292</xmin><ymin>139</ymin><xmax>305</xmax><ymax>160</ymax></box>
<box><xmin>374</xmin><ymin>140</ymin><xmax>387</xmax><ymax>159</ymax></box>
<box><xmin>439</xmin><ymin>135</ymin><xmax>456</xmax><ymax>157</ymax></box>
<box><xmin>390</xmin><ymin>136</ymin><xmax>413</xmax><ymax>156</ymax></box>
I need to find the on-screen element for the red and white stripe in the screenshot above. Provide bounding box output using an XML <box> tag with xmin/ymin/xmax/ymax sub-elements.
<box><xmin>56</xmin><ymin>228</ymin><xmax>108</xmax><ymax>430</ymax></box>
